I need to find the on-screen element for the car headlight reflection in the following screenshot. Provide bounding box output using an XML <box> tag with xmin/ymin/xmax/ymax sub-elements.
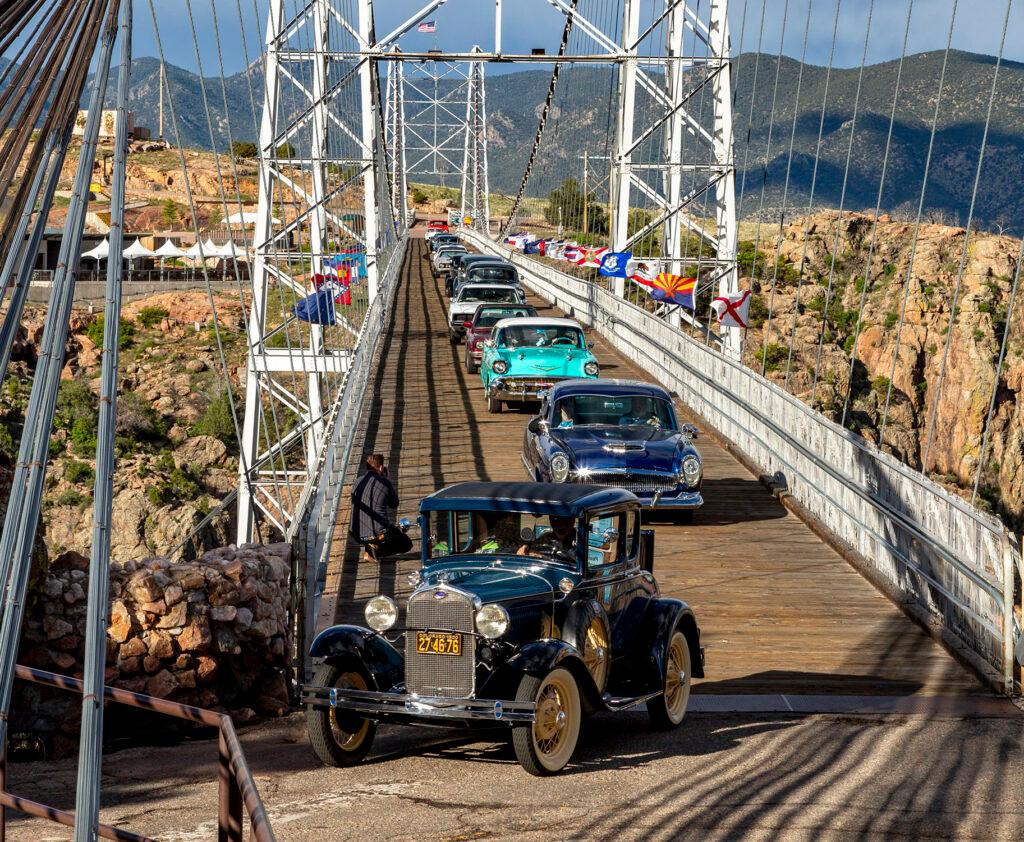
<box><xmin>584</xmin><ymin>361</ymin><xmax>599</xmax><ymax>377</ymax></box>
<box><xmin>364</xmin><ymin>595</ymin><xmax>398</xmax><ymax>632</ymax></box>
<box><xmin>550</xmin><ymin>452</ymin><xmax>571</xmax><ymax>482</ymax></box>
<box><xmin>492</xmin><ymin>359</ymin><xmax>509</xmax><ymax>374</ymax></box>
<box><xmin>475</xmin><ymin>603</ymin><xmax>510</xmax><ymax>639</ymax></box>
<box><xmin>681</xmin><ymin>455</ymin><xmax>702</xmax><ymax>487</ymax></box>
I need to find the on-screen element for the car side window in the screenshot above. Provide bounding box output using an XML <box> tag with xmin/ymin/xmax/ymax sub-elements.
<box><xmin>623</xmin><ymin>510</ymin><xmax>640</xmax><ymax>565</ymax></box>
<box><xmin>586</xmin><ymin>512</ymin><xmax>625</xmax><ymax>568</ymax></box>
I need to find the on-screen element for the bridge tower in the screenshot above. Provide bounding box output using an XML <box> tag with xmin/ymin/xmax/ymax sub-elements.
<box><xmin>460</xmin><ymin>48</ymin><xmax>490</xmax><ymax>234</ymax></box>
<box><xmin>239</xmin><ymin>0</ymin><xmax>398</xmax><ymax>543</ymax></box>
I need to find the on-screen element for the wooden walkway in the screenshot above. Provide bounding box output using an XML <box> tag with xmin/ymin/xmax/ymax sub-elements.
<box><xmin>319</xmin><ymin>235</ymin><xmax>986</xmax><ymax>697</ymax></box>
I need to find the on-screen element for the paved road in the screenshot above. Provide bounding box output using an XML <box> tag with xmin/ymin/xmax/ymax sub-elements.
<box><xmin>5</xmin><ymin>707</ymin><xmax>1023</xmax><ymax>840</ymax></box>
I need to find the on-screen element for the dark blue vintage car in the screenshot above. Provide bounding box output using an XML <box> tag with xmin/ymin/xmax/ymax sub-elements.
<box><xmin>303</xmin><ymin>482</ymin><xmax>704</xmax><ymax>776</ymax></box>
<box><xmin>522</xmin><ymin>380</ymin><xmax>704</xmax><ymax>521</ymax></box>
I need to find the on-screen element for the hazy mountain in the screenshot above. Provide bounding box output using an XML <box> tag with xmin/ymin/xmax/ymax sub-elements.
<box><xmin>103</xmin><ymin>50</ymin><xmax>1024</xmax><ymax>232</ymax></box>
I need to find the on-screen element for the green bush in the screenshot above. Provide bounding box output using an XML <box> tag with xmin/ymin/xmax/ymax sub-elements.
<box><xmin>147</xmin><ymin>466</ymin><xmax>201</xmax><ymax>507</ymax></box>
<box><xmin>65</xmin><ymin>460</ymin><xmax>95</xmax><ymax>485</ymax></box>
<box><xmin>870</xmin><ymin>376</ymin><xmax>891</xmax><ymax>394</ymax></box>
<box><xmin>161</xmin><ymin>198</ymin><xmax>182</xmax><ymax>227</ymax></box>
<box><xmin>137</xmin><ymin>305</ymin><xmax>170</xmax><ymax>328</ymax></box>
<box><xmin>116</xmin><ymin>392</ymin><xmax>168</xmax><ymax>447</ymax></box>
<box><xmin>70</xmin><ymin>418</ymin><xmax>97</xmax><ymax>456</ymax></box>
<box><xmin>231</xmin><ymin>141</ymin><xmax>258</xmax><ymax>159</ymax></box>
<box><xmin>756</xmin><ymin>343</ymin><xmax>788</xmax><ymax>373</ymax></box>
<box><xmin>85</xmin><ymin>316</ymin><xmax>134</xmax><ymax>350</ymax></box>
<box><xmin>55</xmin><ymin>488</ymin><xmax>89</xmax><ymax>508</ymax></box>
<box><xmin>411</xmin><ymin>188</ymin><xmax>429</xmax><ymax>205</ymax></box>
<box><xmin>193</xmin><ymin>387</ymin><xmax>237</xmax><ymax>450</ymax></box>
<box><xmin>884</xmin><ymin>312</ymin><xmax>899</xmax><ymax>329</ymax></box>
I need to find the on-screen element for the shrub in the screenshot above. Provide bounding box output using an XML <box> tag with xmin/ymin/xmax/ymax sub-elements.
<box><xmin>870</xmin><ymin>376</ymin><xmax>891</xmax><ymax>394</ymax></box>
<box><xmin>55</xmin><ymin>380</ymin><xmax>97</xmax><ymax>431</ymax></box>
<box><xmin>747</xmin><ymin>296</ymin><xmax>768</xmax><ymax>329</ymax></box>
<box><xmin>136</xmin><ymin>305</ymin><xmax>169</xmax><ymax>328</ymax></box>
<box><xmin>55</xmin><ymin>488</ymin><xmax>89</xmax><ymax>508</ymax></box>
<box><xmin>411</xmin><ymin>187</ymin><xmax>429</xmax><ymax>205</ymax></box>
<box><xmin>276</xmin><ymin>143</ymin><xmax>296</xmax><ymax>158</ymax></box>
<box><xmin>231</xmin><ymin>141</ymin><xmax>258</xmax><ymax>158</ymax></box>
<box><xmin>756</xmin><ymin>343</ymin><xmax>788</xmax><ymax>373</ymax></box>
<box><xmin>116</xmin><ymin>392</ymin><xmax>168</xmax><ymax>445</ymax></box>
<box><xmin>65</xmin><ymin>460</ymin><xmax>95</xmax><ymax>485</ymax></box>
<box><xmin>161</xmin><ymin>198</ymin><xmax>181</xmax><ymax>227</ymax></box>
<box><xmin>85</xmin><ymin>316</ymin><xmax>134</xmax><ymax>350</ymax></box>
<box><xmin>193</xmin><ymin>387</ymin><xmax>237</xmax><ymax>449</ymax></box>
<box><xmin>70</xmin><ymin>418</ymin><xmax>97</xmax><ymax>456</ymax></box>
<box><xmin>884</xmin><ymin>312</ymin><xmax>899</xmax><ymax>329</ymax></box>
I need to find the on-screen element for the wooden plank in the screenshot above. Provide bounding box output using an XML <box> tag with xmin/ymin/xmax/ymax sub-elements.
<box><xmin>321</xmin><ymin>236</ymin><xmax>986</xmax><ymax>698</ymax></box>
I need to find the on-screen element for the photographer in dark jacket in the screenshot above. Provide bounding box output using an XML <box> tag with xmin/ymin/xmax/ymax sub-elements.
<box><xmin>350</xmin><ymin>454</ymin><xmax>408</xmax><ymax>561</ymax></box>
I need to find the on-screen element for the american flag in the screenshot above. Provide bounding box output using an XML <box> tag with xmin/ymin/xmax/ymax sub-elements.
<box><xmin>417</xmin><ymin>20</ymin><xmax>436</xmax><ymax>33</ymax></box>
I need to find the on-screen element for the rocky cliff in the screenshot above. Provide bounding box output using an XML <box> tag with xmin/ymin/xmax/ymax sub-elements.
<box><xmin>746</xmin><ymin>211</ymin><xmax>1023</xmax><ymax>524</ymax></box>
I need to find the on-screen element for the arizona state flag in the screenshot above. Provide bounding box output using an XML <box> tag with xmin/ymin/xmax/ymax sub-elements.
<box><xmin>650</xmin><ymin>273</ymin><xmax>697</xmax><ymax>308</ymax></box>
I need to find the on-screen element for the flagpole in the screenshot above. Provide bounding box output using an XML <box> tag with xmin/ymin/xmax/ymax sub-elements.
<box><xmin>582</xmin><ymin>151</ymin><xmax>588</xmax><ymax>238</ymax></box>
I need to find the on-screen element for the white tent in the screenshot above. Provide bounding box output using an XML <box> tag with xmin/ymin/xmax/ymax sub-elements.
<box><xmin>202</xmin><ymin>238</ymin><xmax>221</xmax><ymax>258</ymax></box>
<box><xmin>184</xmin><ymin>241</ymin><xmax>205</xmax><ymax>260</ymax></box>
<box><xmin>153</xmin><ymin>239</ymin><xmax>185</xmax><ymax>259</ymax></box>
<box><xmin>82</xmin><ymin>239</ymin><xmax>110</xmax><ymax>261</ymax></box>
<box><xmin>222</xmin><ymin>211</ymin><xmax>279</xmax><ymax>226</ymax></box>
<box><xmin>216</xmin><ymin>241</ymin><xmax>244</xmax><ymax>259</ymax></box>
<box><xmin>123</xmin><ymin>238</ymin><xmax>154</xmax><ymax>260</ymax></box>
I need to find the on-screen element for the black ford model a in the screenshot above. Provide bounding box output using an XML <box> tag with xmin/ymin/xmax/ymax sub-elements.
<box><xmin>302</xmin><ymin>482</ymin><xmax>704</xmax><ymax>775</ymax></box>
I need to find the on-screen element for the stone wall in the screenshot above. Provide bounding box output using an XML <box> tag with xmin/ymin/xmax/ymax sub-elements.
<box><xmin>16</xmin><ymin>543</ymin><xmax>293</xmax><ymax>753</ymax></box>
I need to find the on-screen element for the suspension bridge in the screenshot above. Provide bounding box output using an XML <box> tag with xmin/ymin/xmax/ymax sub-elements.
<box><xmin>0</xmin><ymin>0</ymin><xmax>1022</xmax><ymax>839</ymax></box>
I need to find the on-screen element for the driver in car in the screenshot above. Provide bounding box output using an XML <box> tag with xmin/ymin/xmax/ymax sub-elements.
<box><xmin>619</xmin><ymin>399</ymin><xmax>662</xmax><ymax>427</ymax></box>
<box><xmin>518</xmin><ymin>515</ymin><xmax>577</xmax><ymax>559</ymax></box>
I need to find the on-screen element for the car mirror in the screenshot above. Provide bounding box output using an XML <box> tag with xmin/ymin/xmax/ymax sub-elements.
<box><xmin>681</xmin><ymin>422</ymin><xmax>700</xmax><ymax>439</ymax></box>
<box><xmin>527</xmin><ymin>417</ymin><xmax>548</xmax><ymax>435</ymax></box>
<box><xmin>587</xmin><ymin>341</ymin><xmax>595</xmax><ymax>350</ymax></box>
<box><xmin>601</xmin><ymin>527</ymin><xmax>619</xmax><ymax>544</ymax></box>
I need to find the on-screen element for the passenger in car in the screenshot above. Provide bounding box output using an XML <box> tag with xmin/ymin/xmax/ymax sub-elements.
<box><xmin>518</xmin><ymin>516</ymin><xmax>577</xmax><ymax>558</ymax></box>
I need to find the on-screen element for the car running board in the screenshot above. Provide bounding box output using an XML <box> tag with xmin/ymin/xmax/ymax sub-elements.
<box><xmin>602</xmin><ymin>690</ymin><xmax>662</xmax><ymax>711</ymax></box>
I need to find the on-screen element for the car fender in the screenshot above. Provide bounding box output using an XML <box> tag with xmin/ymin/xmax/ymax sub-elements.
<box><xmin>497</xmin><ymin>639</ymin><xmax>603</xmax><ymax>714</ymax></box>
<box><xmin>308</xmin><ymin>625</ymin><xmax>404</xmax><ymax>692</ymax></box>
<box><xmin>641</xmin><ymin>599</ymin><xmax>704</xmax><ymax>688</ymax></box>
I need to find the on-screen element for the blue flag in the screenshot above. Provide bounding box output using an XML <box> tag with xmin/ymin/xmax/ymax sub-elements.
<box><xmin>598</xmin><ymin>251</ymin><xmax>633</xmax><ymax>278</ymax></box>
<box><xmin>294</xmin><ymin>286</ymin><xmax>338</xmax><ymax>325</ymax></box>
<box><xmin>524</xmin><ymin>239</ymin><xmax>543</xmax><ymax>255</ymax></box>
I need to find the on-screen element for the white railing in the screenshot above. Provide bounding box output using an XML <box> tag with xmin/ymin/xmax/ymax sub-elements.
<box><xmin>287</xmin><ymin>236</ymin><xmax>408</xmax><ymax>679</ymax></box>
<box><xmin>464</xmin><ymin>229</ymin><xmax>1022</xmax><ymax>695</ymax></box>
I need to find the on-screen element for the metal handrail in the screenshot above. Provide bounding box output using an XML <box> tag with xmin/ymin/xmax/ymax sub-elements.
<box><xmin>0</xmin><ymin>666</ymin><xmax>275</xmax><ymax>842</ymax></box>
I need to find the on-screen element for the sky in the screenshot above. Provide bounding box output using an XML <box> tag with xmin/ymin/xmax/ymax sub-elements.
<box><xmin>136</xmin><ymin>0</ymin><xmax>1023</xmax><ymax>76</ymax></box>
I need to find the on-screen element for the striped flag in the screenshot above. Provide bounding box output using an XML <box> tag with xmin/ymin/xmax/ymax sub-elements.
<box><xmin>627</xmin><ymin>258</ymin><xmax>658</xmax><ymax>286</ymax></box>
<box><xmin>417</xmin><ymin>20</ymin><xmax>436</xmax><ymax>33</ymax></box>
<box><xmin>575</xmin><ymin>246</ymin><xmax>608</xmax><ymax>269</ymax></box>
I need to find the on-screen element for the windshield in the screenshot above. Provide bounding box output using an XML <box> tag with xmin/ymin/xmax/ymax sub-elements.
<box><xmin>469</xmin><ymin>266</ymin><xmax>516</xmax><ymax>282</ymax></box>
<box><xmin>498</xmin><ymin>324</ymin><xmax>584</xmax><ymax>349</ymax></box>
<box><xmin>474</xmin><ymin>306</ymin><xmax>533</xmax><ymax>327</ymax></box>
<box><xmin>458</xmin><ymin>287</ymin><xmax>521</xmax><ymax>303</ymax></box>
<box><xmin>427</xmin><ymin>510</ymin><xmax>579</xmax><ymax>566</ymax></box>
<box><xmin>553</xmin><ymin>394</ymin><xmax>676</xmax><ymax>428</ymax></box>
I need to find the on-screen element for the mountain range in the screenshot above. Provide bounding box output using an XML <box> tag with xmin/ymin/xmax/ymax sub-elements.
<box><xmin>106</xmin><ymin>51</ymin><xmax>1024</xmax><ymax>233</ymax></box>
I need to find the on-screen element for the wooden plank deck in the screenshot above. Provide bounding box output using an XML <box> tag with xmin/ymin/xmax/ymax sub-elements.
<box><xmin>319</xmin><ymin>235</ymin><xmax>986</xmax><ymax>697</ymax></box>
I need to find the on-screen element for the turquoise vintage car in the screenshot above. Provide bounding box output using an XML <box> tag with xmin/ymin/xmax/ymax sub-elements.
<box><xmin>480</xmin><ymin>317</ymin><xmax>599</xmax><ymax>414</ymax></box>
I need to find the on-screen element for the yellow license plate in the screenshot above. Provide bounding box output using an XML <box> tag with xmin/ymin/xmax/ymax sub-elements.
<box><xmin>416</xmin><ymin>631</ymin><xmax>462</xmax><ymax>656</ymax></box>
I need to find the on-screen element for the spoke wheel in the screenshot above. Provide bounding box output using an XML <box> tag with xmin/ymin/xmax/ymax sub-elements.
<box><xmin>307</xmin><ymin>663</ymin><xmax>377</xmax><ymax>766</ymax></box>
<box><xmin>581</xmin><ymin>618</ymin><xmax>610</xmax><ymax>694</ymax></box>
<box><xmin>647</xmin><ymin>630</ymin><xmax>692</xmax><ymax>729</ymax></box>
<box><xmin>512</xmin><ymin>667</ymin><xmax>581</xmax><ymax>776</ymax></box>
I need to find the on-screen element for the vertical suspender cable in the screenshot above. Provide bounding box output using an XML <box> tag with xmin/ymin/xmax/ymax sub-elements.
<box><xmin>73</xmin><ymin>1</ymin><xmax>131</xmax><ymax>838</ymax></box>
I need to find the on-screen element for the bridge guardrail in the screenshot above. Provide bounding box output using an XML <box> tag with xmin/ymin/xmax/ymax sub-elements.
<box><xmin>286</xmin><ymin>236</ymin><xmax>408</xmax><ymax>683</ymax></box>
<box><xmin>464</xmin><ymin>229</ymin><xmax>1022</xmax><ymax>696</ymax></box>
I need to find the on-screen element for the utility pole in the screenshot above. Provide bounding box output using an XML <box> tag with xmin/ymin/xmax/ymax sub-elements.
<box><xmin>582</xmin><ymin>150</ymin><xmax>588</xmax><ymax>236</ymax></box>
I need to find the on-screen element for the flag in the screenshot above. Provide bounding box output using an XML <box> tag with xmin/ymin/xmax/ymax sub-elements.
<box><xmin>295</xmin><ymin>280</ymin><xmax>350</xmax><ymax>325</ymax></box>
<box><xmin>524</xmin><ymin>239</ymin><xmax>543</xmax><ymax>255</ymax></box>
<box><xmin>598</xmin><ymin>251</ymin><xmax>633</xmax><ymax>278</ymax></box>
<box><xmin>712</xmin><ymin>289</ymin><xmax>752</xmax><ymax>328</ymax></box>
<box><xmin>417</xmin><ymin>20</ymin><xmax>436</xmax><ymax>33</ymax></box>
<box><xmin>563</xmin><ymin>244</ymin><xmax>580</xmax><ymax>263</ymax></box>
<box><xmin>537</xmin><ymin>238</ymin><xmax>555</xmax><ymax>256</ymax></box>
<box><xmin>575</xmin><ymin>246</ymin><xmax>608</xmax><ymax>268</ymax></box>
<box><xmin>627</xmin><ymin>258</ymin><xmax>658</xmax><ymax>286</ymax></box>
<box><xmin>650</xmin><ymin>273</ymin><xmax>697</xmax><ymax>308</ymax></box>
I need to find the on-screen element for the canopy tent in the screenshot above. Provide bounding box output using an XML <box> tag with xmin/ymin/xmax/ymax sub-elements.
<box><xmin>202</xmin><ymin>238</ymin><xmax>221</xmax><ymax>258</ymax></box>
<box><xmin>216</xmin><ymin>241</ymin><xmax>246</xmax><ymax>259</ymax></box>
<box><xmin>222</xmin><ymin>211</ymin><xmax>279</xmax><ymax>226</ymax></box>
<box><xmin>82</xmin><ymin>239</ymin><xmax>110</xmax><ymax>261</ymax></box>
<box><xmin>153</xmin><ymin>239</ymin><xmax>185</xmax><ymax>258</ymax></box>
<box><xmin>184</xmin><ymin>241</ymin><xmax>205</xmax><ymax>260</ymax></box>
<box><xmin>123</xmin><ymin>238</ymin><xmax>154</xmax><ymax>260</ymax></box>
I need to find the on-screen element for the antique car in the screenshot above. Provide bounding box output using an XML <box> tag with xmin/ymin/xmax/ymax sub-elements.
<box><xmin>303</xmin><ymin>482</ymin><xmax>704</xmax><ymax>776</ymax></box>
<box><xmin>448</xmin><ymin>284</ymin><xmax>528</xmax><ymax>343</ymax></box>
<box><xmin>464</xmin><ymin>303</ymin><xmax>538</xmax><ymax>373</ymax></box>
<box><xmin>522</xmin><ymin>380</ymin><xmax>704</xmax><ymax>522</ymax></box>
<box><xmin>480</xmin><ymin>317</ymin><xmax>598</xmax><ymax>413</ymax></box>
<box><xmin>457</xmin><ymin>260</ymin><xmax>519</xmax><ymax>290</ymax></box>
<box><xmin>447</xmin><ymin>254</ymin><xmax>500</xmax><ymax>296</ymax></box>
<box><xmin>428</xmin><ymin>233</ymin><xmax>461</xmax><ymax>253</ymax></box>
<box><xmin>432</xmin><ymin>244</ymin><xmax>468</xmax><ymax>276</ymax></box>
<box><xmin>425</xmin><ymin>219</ymin><xmax>449</xmax><ymax>240</ymax></box>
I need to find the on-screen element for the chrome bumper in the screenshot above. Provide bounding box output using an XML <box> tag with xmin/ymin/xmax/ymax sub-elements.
<box><xmin>302</xmin><ymin>684</ymin><xmax>536</xmax><ymax>723</ymax></box>
<box><xmin>487</xmin><ymin>377</ymin><xmax>568</xmax><ymax>402</ymax></box>
<box><xmin>643</xmin><ymin>490</ymin><xmax>703</xmax><ymax>509</ymax></box>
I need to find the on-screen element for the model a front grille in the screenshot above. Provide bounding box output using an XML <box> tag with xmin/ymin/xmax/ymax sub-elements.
<box><xmin>405</xmin><ymin>587</ymin><xmax>475</xmax><ymax>698</ymax></box>
<box><xmin>576</xmin><ymin>472</ymin><xmax>679</xmax><ymax>494</ymax></box>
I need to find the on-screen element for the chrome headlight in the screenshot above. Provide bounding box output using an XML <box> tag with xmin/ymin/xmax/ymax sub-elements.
<box><xmin>550</xmin><ymin>452</ymin><xmax>571</xmax><ymax>482</ymax></box>
<box><xmin>364</xmin><ymin>595</ymin><xmax>398</xmax><ymax>632</ymax></box>
<box><xmin>475</xmin><ymin>603</ymin><xmax>510</xmax><ymax>639</ymax></box>
<box><xmin>492</xmin><ymin>359</ymin><xmax>509</xmax><ymax>375</ymax></box>
<box><xmin>680</xmin><ymin>455</ymin><xmax>702</xmax><ymax>487</ymax></box>
<box><xmin>583</xmin><ymin>361</ymin><xmax>599</xmax><ymax>377</ymax></box>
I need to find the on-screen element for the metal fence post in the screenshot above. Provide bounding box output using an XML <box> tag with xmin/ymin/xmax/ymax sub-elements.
<box><xmin>218</xmin><ymin>727</ymin><xmax>243</xmax><ymax>842</ymax></box>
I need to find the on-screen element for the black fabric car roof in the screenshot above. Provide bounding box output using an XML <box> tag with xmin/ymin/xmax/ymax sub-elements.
<box><xmin>421</xmin><ymin>481</ymin><xmax>637</xmax><ymax>515</ymax></box>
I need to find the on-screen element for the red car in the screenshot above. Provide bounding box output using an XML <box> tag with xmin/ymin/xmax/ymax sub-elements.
<box><xmin>425</xmin><ymin>220</ymin><xmax>449</xmax><ymax>240</ymax></box>
<box><xmin>464</xmin><ymin>303</ymin><xmax>537</xmax><ymax>373</ymax></box>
